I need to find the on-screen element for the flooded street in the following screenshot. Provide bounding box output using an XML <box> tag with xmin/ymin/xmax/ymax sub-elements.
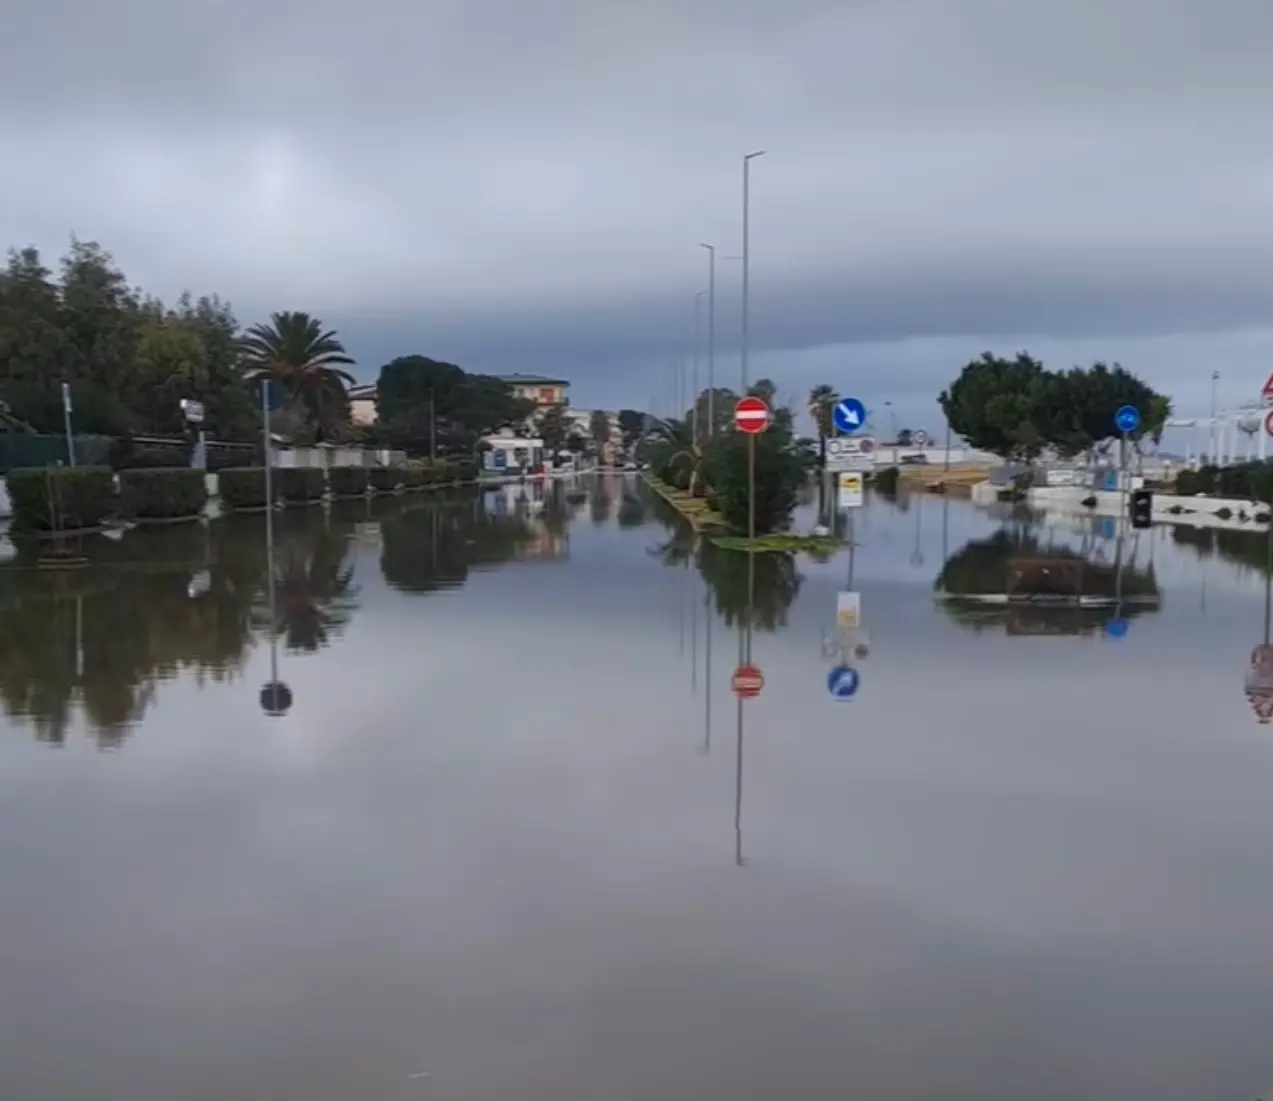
<box><xmin>3</xmin><ymin>476</ymin><xmax>1273</xmax><ymax>1100</ymax></box>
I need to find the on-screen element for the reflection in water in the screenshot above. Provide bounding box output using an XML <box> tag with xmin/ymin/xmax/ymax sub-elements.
<box><xmin>935</xmin><ymin>521</ymin><xmax>1161</xmax><ymax>636</ymax></box>
<box><xmin>0</xmin><ymin>489</ymin><xmax>564</xmax><ymax>745</ymax></box>
<box><xmin>0</xmin><ymin>522</ymin><xmax>262</xmax><ymax>745</ymax></box>
<box><xmin>253</xmin><ymin>510</ymin><xmax>358</xmax><ymax>654</ymax></box>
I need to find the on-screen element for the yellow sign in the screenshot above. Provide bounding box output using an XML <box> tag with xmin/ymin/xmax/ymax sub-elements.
<box><xmin>838</xmin><ymin>471</ymin><xmax>863</xmax><ymax>509</ymax></box>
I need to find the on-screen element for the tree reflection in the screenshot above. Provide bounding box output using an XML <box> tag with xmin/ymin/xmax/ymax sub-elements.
<box><xmin>0</xmin><ymin>519</ymin><xmax>266</xmax><ymax>746</ymax></box>
<box><xmin>253</xmin><ymin>512</ymin><xmax>359</xmax><ymax>653</ymax></box>
<box><xmin>379</xmin><ymin>493</ymin><xmax>539</xmax><ymax>593</ymax></box>
<box><xmin>935</xmin><ymin>527</ymin><xmax>1161</xmax><ymax>635</ymax></box>
<box><xmin>700</xmin><ymin>543</ymin><xmax>802</xmax><ymax>631</ymax></box>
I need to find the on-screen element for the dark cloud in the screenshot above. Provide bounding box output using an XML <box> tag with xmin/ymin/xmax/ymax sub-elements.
<box><xmin>3</xmin><ymin>0</ymin><xmax>1272</xmax><ymax>414</ymax></box>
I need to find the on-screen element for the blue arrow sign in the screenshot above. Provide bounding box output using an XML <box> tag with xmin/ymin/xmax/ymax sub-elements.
<box><xmin>1115</xmin><ymin>405</ymin><xmax>1140</xmax><ymax>434</ymax></box>
<box><xmin>1104</xmin><ymin>617</ymin><xmax>1129</xmax><ymax>639</ymax></box>
<box><xmin>826</xmin><ymin>664</ymin><xmax>860</xmax><ymax>700</ymax></box>
<box><xmin>833</xmin><ymin>397</ymin><xmax>867</xmax><ymax>435</ymax></box>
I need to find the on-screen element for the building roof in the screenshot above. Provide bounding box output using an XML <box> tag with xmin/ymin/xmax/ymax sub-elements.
<box><xmin>348</xmin><ymin>383</ymin><xmax>377</xmax><ymax>399</ymax></box>
<box><xmin>494</xmin><ymin>373</ymin><xmax>570</xmax><ymax>386</ymax></box>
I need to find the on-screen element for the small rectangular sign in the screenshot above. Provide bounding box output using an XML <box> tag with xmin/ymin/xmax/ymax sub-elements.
<box><xmin>826</xmin><ymin>435</ymin><xmax>877</xmax><ymax>471</ymax></box>
<box><xmin>836</xmin><ymin>591</ymin><xmax>861</xmax><ymax>630</ymax></box>
<box><xmin>838</xmin><ymin>471</ymin><xmax>864</xmax><ymax>509</ymax></box>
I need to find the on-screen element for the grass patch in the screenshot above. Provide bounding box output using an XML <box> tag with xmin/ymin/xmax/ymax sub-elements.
<box><xmin>712</xmin><ymin>534</ymin><xmax>844</xmax><ymax>554</ymax></box>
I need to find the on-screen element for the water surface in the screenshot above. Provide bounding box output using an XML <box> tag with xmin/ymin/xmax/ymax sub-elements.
<box><xmin>2</xmin><ymin>477</ymin><xmax>1272</xmax><ymax>1100</ymax></box>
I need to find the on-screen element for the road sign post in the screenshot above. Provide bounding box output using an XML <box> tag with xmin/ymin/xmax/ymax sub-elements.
<box><xmin>734</xmin><ymin>397</ymin><xmax>770</xmax><ymax>546</ymax></box>
<box><xmin>826</xmin><ymin>436</ymin><xmax>876</xmax><ymax>472</ymax></box>
<box><xmin>826</xmin><ymin>665</ymin><xmax>860</xmax><ymax>700</ymax></box>
<box><xmin>731</xmin><ymin>662</ymin><xmax>764</xmax><ymax>699</ymax></box>
<box><xmin>833</xmin><ymin>396</ymin><xmax>867</xmax><ymax>435</ymax></box>
<box><xmin>61</xmin><ymin>381</ymin><xmax>75</xmax><ymax>467</ymax></box>
<box><xmin>837</xmin><ymin>471</ymin><xmax>864</xmax><ymax>509</ymax></box>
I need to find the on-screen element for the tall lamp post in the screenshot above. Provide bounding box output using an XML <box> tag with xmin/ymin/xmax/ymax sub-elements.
<box><xmin>741</xmin><ymin>150</ymin><xmax>765</xmax><ymax>393</ymax></box>
<box><xmin>698</xmin><ymin>243</ymin><xmax>716</xmax><ymax>435</ymax></box>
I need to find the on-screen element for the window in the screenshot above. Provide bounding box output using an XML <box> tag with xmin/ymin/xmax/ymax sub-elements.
<box><xmin>539</xmin><ymin>387</ymin><xmax>556</xmax><ymax>404</ymax></box>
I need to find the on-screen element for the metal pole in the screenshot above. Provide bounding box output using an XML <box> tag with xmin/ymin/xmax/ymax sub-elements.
<box><xmin>693</xmin><ymin>291</ymin><xmax>703</xmax><ymax>445</ymax></box>
<box><xmin>699</xmin><ymin>243</ymin><xmax>716</xmax><ymax>436</ymax></box>
<box><xmin>1210</xmin><ymin>370</ymin><xmax>1219</xmax><ymax>462</ymax></box>
<box><xmin>747</xmin><ymin>432</ymin><xmax>756</xmax><ymax>545</ymax></box>
<box><xmin>61</xmin><ymin>382</ymin><xmax>75</xmax><ymax>467</ymax></box>
<box><xmin>741</xmin><ymin>150</ymin><xmax>765</xmax><ymax>392</ymax></box>
<box><xmin>262</xmin><ymin>379</ymin><xmax>278</xmax><ymax>686</ymax></box>
<box><xmin>429</xmin><ymin>388</ymin><xmax>437</xmax><ymax>461</ymax></box>
<box><xmin>944</xmin><ymin>417</ymin><xmax>951</xmax><ymax>472</ymax></box>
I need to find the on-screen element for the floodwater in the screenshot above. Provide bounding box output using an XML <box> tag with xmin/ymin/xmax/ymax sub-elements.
<box><xmin>2</xmin><ymin>477</ymin><xmax>1273</xmax><ymax>1101</ymax></box>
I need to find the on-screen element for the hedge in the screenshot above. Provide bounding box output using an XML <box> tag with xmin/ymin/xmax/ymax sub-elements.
<box><xmin>328</xmin><ymin>466</ymin><xmax>369</xmax><ymax>497</ymax></box>
<box><xmin>870</xmin><ymin>466</ymin><xmax>900</xmax><ymax>494</ymax></box>
<box><xmin>5</xmin><ymin>465</ymin><xmax>117</xmax><ymax>532</ymax></box>
<box><xmin>401</xmin><ymin>465</ymin><xmax>427</xmax><ymax>489</ymax></box>
<box><xmin>369</xmin><ymin>466</ymin><xmax>403</xmax><ymax>493</ymax></box>
<box><xmin>277</xmin><ymin>467</ymin><xmax>324</xmax><ymax>504</ymax></box>
<box><xmin>1175</xmin><ymin>461</ymin><xmax>1273</xmax><ymax>502</ymax></box>
<box><xmin>218</xmin><ymin>467</ymin><xmax>268</xmax><ymax>510</ymax></box>
<box><xmin>119</xmin><ymin>467</ymin><xmax>208</xmax><ymax>520</ymax></box>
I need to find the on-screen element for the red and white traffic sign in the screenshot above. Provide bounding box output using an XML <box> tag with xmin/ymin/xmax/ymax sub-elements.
<box><xmin>1264</xmin><ymin>409</ymin><xmax>1273</xmax><ymax>437</ymax></box>
<box><xmin>1262</xmin><ymin>371</ymin><xmax>1273</xmax><ymax>403</ymax></box>
<box><xmin>1249</xmin><ymin>690</ymin><xmax>1273</xmax><ymax>725</ymax></box>
<box><xmin>731</xmin><ymin>662</ymin><xmax>764</xmax><ymax>699</ymax></box>
<box><xmin>734</xmin><ymin>396</ymin><xmax>771</xmax><ymax>435</ymax></box>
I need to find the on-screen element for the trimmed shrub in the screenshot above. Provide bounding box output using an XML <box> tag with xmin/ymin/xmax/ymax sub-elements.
<box><xmin>328</xmin><ymin>466</ymin><xmax>369</xmax><ymax>497</ymax></box>
<box><xmin>218</xmin><ymin>467</ymin><xmax>268</xmax><ymax>509</ymax></box>
<box><xmin>369</xmin><ymin>466</ymin><xmax>403</xmax><ymax>493</ymax></box>
<box><xmin>119</xmin><ymin>468</ymin><xmax>208</xmax><ymax>520</ymax></box>
<box><xmin>5</xmin><ymin>465</ymin><xmax>117</xmax><ymax>531</ymax></box>
<box><xmin>451</xmin><ymin>460</ymin><xmax>478</xmax><ymax>483</ymax></box>
<box><xmin>277</xmin><ymin>467</ymin><xmax>324</xmax><ymax>504</ymax></box>
<box><xmin>401</xmin><ymin>465</ymin><xmax>427</xmax><ymax>489</ymax></box>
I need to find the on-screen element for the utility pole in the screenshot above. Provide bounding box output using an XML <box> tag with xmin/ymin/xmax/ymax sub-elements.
<box><xmin>741</xmin><ymin>151</ymin><xmax>765</xmax><ymax>392</ymax></box>
<box><xmin>698</xmin><ymin>243</ymin><xmax>716</xmax><ymax>436</ymax></box>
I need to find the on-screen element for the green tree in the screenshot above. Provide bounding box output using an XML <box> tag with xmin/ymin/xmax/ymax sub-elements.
<box><xmin>644</xmin><ymin>416</ymin><xmax>704</xmax><ymax>494</ymax></box>
<box><xmin>239</xmin><ymin>311</ymin><xmax>356</xmax><ymax>443</ymax></box>
<box><xmin>589</xmin><ymin>409</ymin><xmax>612</xmax><ymax>454</ymax></box>
<box><xmin>701</xmin><ymin>414</ymin><xmax>806</xmax><ymax>534</ymax></box>
<box><xmin>375</xmin><ymin>354</ymin><xmax>532</xmax><ymax>454</ymax></box>
<box><xmin>538</xmin><ymin>404</ymin><xmax>571</xmax><ymax>452</ymax></box>
<box><xmin>617</xmin><ymin>408</ymin><xmax>646</xmax><ymax>453</ymax></box>
<box><xmin>939</xmin><ymin>352</ymin><xmax>1048</xmax><ymax>461</ymax></box>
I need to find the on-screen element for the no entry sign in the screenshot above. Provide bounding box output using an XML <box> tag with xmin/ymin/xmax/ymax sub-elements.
<box><xmin>734</xmin><ymin>396</ymin><xmax>770</xmax><ymax>435</ymax></box>
<box><xmin>731</xmin><ymin>662</ymin><xmax>764</xmax><ymax>699</ymax></box>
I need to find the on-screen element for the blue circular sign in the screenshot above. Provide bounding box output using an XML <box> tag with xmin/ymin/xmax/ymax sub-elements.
<box><xmin>833</xmin><ymin>397</ymin><xmax>867</xmax><ymax>435</ymax></box>
<box><xmin>1104</xmin><ymin>617</ymin><xmax>1129</xmax><ymax>639</ymax></box>
<box><xmin>1114</xmin><ymin>405</ymin><xmax>1140</xmax><ymax>434</ymax></box>
<box><xmin>826</xmin><ymin>664</ymin><xmax>860</xmax><ymax>700</ymax></box>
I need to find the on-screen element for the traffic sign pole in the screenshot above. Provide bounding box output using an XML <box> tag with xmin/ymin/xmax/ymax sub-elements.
<box><xmin>746</xmin><ymin>420</ymin><xmax>756</xmax><ymax>546</ymax></box>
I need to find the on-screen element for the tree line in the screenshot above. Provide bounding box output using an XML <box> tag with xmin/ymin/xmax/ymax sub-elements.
<box><xmin>0</xmin><ymin>239</ymin><xmax>549</xmax><ymax>456</ymax></box>
<box><xmin>800</xmin><ymin>355</ymin><xmax>1172</xmax><ymax>466</ymax></box>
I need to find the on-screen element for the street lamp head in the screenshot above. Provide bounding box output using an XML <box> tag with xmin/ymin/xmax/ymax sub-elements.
<box><xmin>745</xmin><ymin>150</ymin><xmax>766</xmax><ymax>160</ymax></box>
<box><xmin>698</xmin><ymin>242</ymin><xmax>714</xmax><ymax>251</ymax></box>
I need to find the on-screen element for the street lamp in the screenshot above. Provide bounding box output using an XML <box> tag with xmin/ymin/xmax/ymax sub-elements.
<box><xmin>698</xmin><ymin>243</ymin><xmax>716</xmax><ymax>435</ymax></box>
<box><xmin>741</xmin><ymin>150</ymin><xmax>765</xmax><ymax>393</ymax></box>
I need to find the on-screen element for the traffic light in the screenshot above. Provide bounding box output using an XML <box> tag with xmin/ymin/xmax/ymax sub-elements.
<box><xmin>1130</xmin><ymin>487</ymin><xmax>1152</xmax><ymax>529</ymax></box>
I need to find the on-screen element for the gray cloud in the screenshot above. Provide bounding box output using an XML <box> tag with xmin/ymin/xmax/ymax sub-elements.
<box><xmin>4</xmin><ymin>0</ymin><xmax>1273</xmax><ymax>412</ymax></box>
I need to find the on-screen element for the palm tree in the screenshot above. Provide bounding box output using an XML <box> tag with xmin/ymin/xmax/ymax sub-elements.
<box><xmin>646</xmin><ymin>416</ymin><xmax>706</xmax><ymax>496</ymax></box>
<box><xmin>239</xmin><ymin>311</ymin><xmax>356</xmax><ymax>442</ymax></box>
<box><xmin>807</xmin><ymin>384</ymin><xmax>837</xmax><ymax>465</ymax></box>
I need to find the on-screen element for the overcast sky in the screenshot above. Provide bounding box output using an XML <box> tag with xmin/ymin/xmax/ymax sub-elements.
<box><xmin>4</xmin><ymin>0</ymin><xmax>1273</xmax><ymax>433</ymax></box>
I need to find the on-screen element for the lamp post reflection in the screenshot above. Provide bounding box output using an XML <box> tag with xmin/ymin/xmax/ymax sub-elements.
<box><xmin>735</xmin><ymin>548</ymin><xmax>755</xmax><ymax>866</ymax></box>
<box><xmin>258</xmin><ymin>381</ymin><xmax>292</xmax><ymax>717</ymax></box>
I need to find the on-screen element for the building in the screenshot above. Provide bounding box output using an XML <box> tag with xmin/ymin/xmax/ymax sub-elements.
<box><xmin>495</xmin><ymin>374</ymin><xmax>570</xmax><ymax>408</ymax></box>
